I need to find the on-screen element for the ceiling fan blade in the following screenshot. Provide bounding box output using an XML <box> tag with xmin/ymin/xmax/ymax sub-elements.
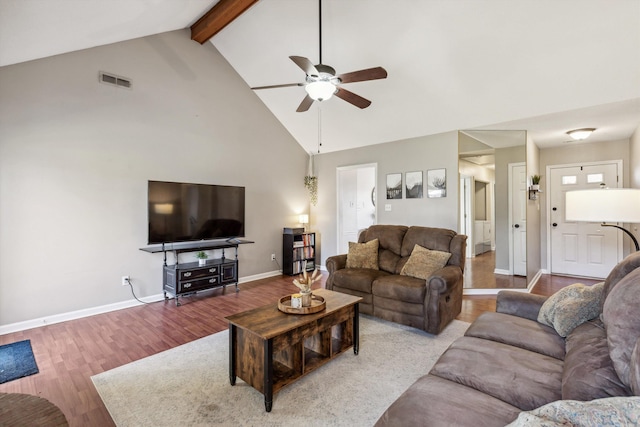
<box><xmin>251</xmin><ymin>82</ymin><xmax>304</xmax><ymax>90</ymax></box>
<box><xmin>296</xmin><ymin>94</ymin><xmax>315</xmax><ymax>112</ymax></box>
<box><xmin>334</xmin><ymin>87</ymin><xmax>372</xmax><ymax>109</ymax></box>
<box><xmin>337</xmin><ymin>67</ymin><xmax>388</xmax><ymax>84</ymax></box>
<box><xmin>290</xmin><ymin>56</ymin><xmax>319</xmax><ymax>76</ymax></box>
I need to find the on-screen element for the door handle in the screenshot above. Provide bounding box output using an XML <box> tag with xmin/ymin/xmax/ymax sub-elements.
<box><xmin>552</xmin><ymin>223</ymin><xmax>558</xmax><ymax>227</ymax></box>
<box><xmin>514</xmin><ymin>224</ymin><xmax>520</xmax><ymax>228</ymax></box>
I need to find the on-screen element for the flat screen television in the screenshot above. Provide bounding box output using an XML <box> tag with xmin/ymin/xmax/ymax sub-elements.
<box><xmin>147</xmin><ymin>180</ymin><xmax>245</xmax><ymax>244</ymax></box>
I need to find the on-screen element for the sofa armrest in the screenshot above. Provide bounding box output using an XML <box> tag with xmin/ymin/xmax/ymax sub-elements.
<box><xmin>325</xmin><ymin>254</ymin><xmax>347</xmax><ymax>291</ymax></box>
<box><xmin>427</xmin><ymin>265</ymin><xmax>463</xmax><ymax>293</ymax></box>
<box><xmin>424</xmin><ymin>265</ymin><xmax>464</xmax><ymax>334</ymax></box>
<box><xmin>496</xmin><ymin>291</ymin><xmax>548</xmax><ymax>321</ymax></box>
<box><xmin>326</xmin><ymin>254</ymin><xmax>347</xmax><ymax>274</ymax></box>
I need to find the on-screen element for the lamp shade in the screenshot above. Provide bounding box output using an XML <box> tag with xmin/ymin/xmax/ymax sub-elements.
<box><xmin>154</xmin><ymin>203</ymin><xmax>174</xmax><ymax>215</ymax></box>
<box><xmin>299</xmin><ymin>214</ymin><xmax>309</xmax><ymax>224</ymax></box>
<box><xmin>565</xmin><ymin>189</ymin><xmax>640</xmax><ymax>223</ymax></box>
<box><xmin>305</xmin><ymin>81</ymin><xmax>336</xmax><ymax>101</ymax></box>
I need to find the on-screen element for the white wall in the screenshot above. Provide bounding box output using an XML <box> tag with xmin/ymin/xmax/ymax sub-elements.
<box><xmin>0</xmin><ymin>30</ymin><xmax>308</xmax><ymax>327</ymax></box>
<box><xmin>312</xmin><ymin>131</ymin><xmax>459</xmax><ymax>265</ymax></box>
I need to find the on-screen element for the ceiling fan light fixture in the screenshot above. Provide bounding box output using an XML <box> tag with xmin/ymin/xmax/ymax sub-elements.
<box><xmin>566</xmin><ymin>128</ymin><xmax>596</xmax><ymax>140</ymax></box>
<box><xmin>305</xmin><ymin>81</ymin><xmax>336</xmax><ymax>101</ymax></box>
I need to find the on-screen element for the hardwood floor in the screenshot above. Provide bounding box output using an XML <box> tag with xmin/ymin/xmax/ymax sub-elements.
<box><xmin>463</xmin><ymin>250</ymin><xmax>528</xmax><ymax>289</ymax></box>
<box><xmin>0</xmin><ymin>272</ymin><xmax>600</xmax><ymax>426</ymax></box>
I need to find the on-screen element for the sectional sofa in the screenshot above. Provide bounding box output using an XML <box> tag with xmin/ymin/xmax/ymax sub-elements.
<box><xmin>375</xmin><ymin>251</ymin><xmax>640</xmax><ymax>426</ymax></box>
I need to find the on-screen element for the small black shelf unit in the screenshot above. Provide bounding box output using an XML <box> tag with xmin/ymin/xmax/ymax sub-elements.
<box><xmin>282</xmin><ymin>228</ymin><xmax>316</xmax><ymax>276</ymax></box>
<box><xmin>140</xmin><ymin>239</ymin><xmax>253</xmax><ymax>306</ymax></box>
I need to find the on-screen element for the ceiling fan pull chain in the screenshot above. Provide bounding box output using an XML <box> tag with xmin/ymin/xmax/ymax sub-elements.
<box><xmin>317</xmin><ymin>105</ymin><xmax>322</xmax><ymax>153</ymax></box>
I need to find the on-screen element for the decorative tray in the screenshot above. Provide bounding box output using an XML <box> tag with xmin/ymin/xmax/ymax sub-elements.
<box><xmin>278</xmin><ymin>294</ymin><xmax>326</xmax><ymax>314</ymax></box>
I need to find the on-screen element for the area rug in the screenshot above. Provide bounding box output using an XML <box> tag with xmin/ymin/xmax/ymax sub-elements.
<box><xmin>0</xmin><ymin>340</ymin><xmax>39</xmax><ymax>384</ymax></box>
<box><xmin>92</xmin><ymin>316</ymin><xmax>469</xmax><ymax>426</ymax></box>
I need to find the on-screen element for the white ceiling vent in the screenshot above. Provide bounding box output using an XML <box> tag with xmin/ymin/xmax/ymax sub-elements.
<box><xmin>99</xmin><ymin>72</ymin><xmax>132</xmax><ymax>89</ymax></box>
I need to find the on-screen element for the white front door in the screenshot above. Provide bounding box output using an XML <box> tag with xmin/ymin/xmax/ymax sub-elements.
<box><xmin>549</xmin><ymin>162</ymin><xmax>621</xmax><ymax>278</ymax></box>
<box><xmin>510</xmin><ymin>163</ymin><xmax>527</xmax><ymax>276</ymax></box>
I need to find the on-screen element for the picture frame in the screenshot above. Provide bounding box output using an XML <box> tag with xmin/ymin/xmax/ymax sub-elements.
<box><xmin>405</xmin><ymin>171</ymin><xmax>423</xmax><ymax>199</ymax></box>
<box><xmin>427</xmin><ymin>168</ymin><xmax>447</xmax><ymax>198</ymax></box>
<box><xmin>386</xmin><ymin>173</ymin><xmax>402</xmax><ymax>199</ymax></box>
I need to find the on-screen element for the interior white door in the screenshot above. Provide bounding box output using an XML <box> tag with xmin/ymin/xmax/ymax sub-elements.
<box><xmin>510</xmin><ymin>163</ymin><xmax>527</xmax><ymax>276</ymax></box>
<box><xmin>549</xmin><ymin>163</ymin><xmax>620</xmax><ymax>278</ymax></box>
<box><xmin>337</xmin><ymin>165</ymin><xmax>377</xmax><ymax>254</ymax></box>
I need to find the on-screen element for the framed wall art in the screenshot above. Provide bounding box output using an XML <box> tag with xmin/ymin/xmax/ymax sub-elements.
<box><xmin>405</xmin><ymin>171</ymin><xmax>423</xmax><ymax>199</ymax></box>
<box><xmin>386</xmin><ymin>173</ymin><xmax>402</xmax><ymax>199</ymax></box>
<box><xmin>427</xmin><ymin>168</ymin><xmax>447</xmax><ymax>198</ymax></box>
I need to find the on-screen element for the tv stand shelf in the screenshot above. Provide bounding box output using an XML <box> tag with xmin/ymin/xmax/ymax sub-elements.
<box><xmin>140</xmin><ymin>239</ymin><xmax>254</xmax><ymax>306</ymax></box>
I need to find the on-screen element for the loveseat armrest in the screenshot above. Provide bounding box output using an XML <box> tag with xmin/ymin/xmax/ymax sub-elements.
<box><xmin>325</xmin><ymin>254</ymin><xmax>348</xmax><ymax>291</ymax></box>
<box><xmin>326</xmin><ymin>254</ymin><xmax>347</xmax><ymax>273</ymax></box>
<box><xmin>496</xmin><ymin>291</ymin><xmax>548</xmax><ymax>321</ymax></box>
<box><xmin>425</xmin><ymin>265</ymin><xmax>464</xmax><ymax>334</ymax></box>
<box><xmin>427</xmin><ymin>265</ymin><xmax>463</xmax><ymax>293</ymax></box>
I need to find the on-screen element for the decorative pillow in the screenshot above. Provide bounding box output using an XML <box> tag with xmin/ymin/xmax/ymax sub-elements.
<box><xmin>602</xmin><ymin>267</ymin><xmax>640</xmax><ymax>388</ymax></box>
<box><xmin>630</xmin><ymin>339</ymin><xmax>640</xmax><ymax>396</ymax></box>
<box><xmin>537</xmin><ymin>282</ymin><xmax>605</xmax><ymax>337</ymax></box>
<box><xmin>505</xmin><ymin>397</ymin><xmax>640</xmax><ymax>427</ymax></box>
<box><xmin>346</xmin><ymin>239</ymin><xmax>379</xmax><ymax>270</ymax></box>
<box><xmin>400</xmin><ymin>244</ymin><xmax>451</xmax><ymax>280</ymax></box>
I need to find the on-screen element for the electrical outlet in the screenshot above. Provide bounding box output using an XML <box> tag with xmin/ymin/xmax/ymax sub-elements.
<box><xmin>271</xmin><ymin>253</ymin><xmax>276</xmax><ymax>261</ymax></box>
<box><xmin>121</xmin><ymin>276</ymin><xmax>130</xmax><ymax>286</ymax></box>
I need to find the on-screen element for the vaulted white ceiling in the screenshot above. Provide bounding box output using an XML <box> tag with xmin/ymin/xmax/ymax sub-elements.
<box><xmin>1</xmin><ymin>0</ymin><xmax>639</xmax><ymax>153</ymax></box>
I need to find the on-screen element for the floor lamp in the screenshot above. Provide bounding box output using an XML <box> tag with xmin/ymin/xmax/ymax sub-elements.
<box><xmin>565</xmin><ymin>188</ymin><xmax>640</xmax><ymax>251</ymax></box>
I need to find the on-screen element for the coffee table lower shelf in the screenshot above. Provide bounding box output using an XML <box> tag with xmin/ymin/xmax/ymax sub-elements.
<box><xmin>226</xmin><ymin>289</ymin><xmax>362</xmax><ymax>412</ymax></box>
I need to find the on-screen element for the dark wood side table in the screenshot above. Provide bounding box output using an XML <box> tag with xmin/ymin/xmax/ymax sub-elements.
<box><xmin>226</xmin><ymin>289</ymin><xmax>362</xmax><ymax>412</ymax></box>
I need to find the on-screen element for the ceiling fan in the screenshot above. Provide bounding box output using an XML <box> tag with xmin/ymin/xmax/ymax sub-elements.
<box><xmin>251</xmin><ymin>0</ymin><xmax>388</xmax><ymax>112</ymax></box>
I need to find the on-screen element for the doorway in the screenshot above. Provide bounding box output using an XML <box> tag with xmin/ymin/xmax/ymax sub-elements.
<box><xmin>337</xmin><ymin>164</ymin><xmax>377</xmax><ymax>254</ymax></box>
<box><xmin>548</xmin><ymin>161</ymin><xmax>622</xmax><ymax>278</ymax></box>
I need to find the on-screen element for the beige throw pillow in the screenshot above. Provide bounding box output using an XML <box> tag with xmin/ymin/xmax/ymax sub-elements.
<box><xmin>346</xmin><ymin>239</ymin><xmax>379</xmax><ymax>270</ymax></box>
<box><xmin>400</xmin><ymin>244</ymin><xmax>451</xmax><ymax>280</ymax></box>
<box><xmin>537</xmin><ymin>282</ymin><xmax>605</xmax><ymax>337</ymax></box>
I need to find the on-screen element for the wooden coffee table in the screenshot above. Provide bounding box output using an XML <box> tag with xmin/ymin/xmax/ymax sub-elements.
<box><xmin>226</xmin><ymin>288</ymin><xmax>362</xmax><ymax>412</ymax></box>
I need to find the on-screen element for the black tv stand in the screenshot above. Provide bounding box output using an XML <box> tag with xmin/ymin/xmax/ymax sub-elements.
<box><xmin>140</xmin><ymin>239</ymin><xmax>254</xmax><ymax>306</ymax></box>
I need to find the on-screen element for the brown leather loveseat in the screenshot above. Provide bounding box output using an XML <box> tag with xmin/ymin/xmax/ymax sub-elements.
<box><xmin>326</xmin><ymin>225</ymin><xmax>467</xmax><ymax>335</ymax></box>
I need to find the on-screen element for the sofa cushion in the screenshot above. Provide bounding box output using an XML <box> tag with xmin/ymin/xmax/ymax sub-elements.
<box><xmin>562</xmin><ymin>319</ymin><xmax>631</xmax><ymax>401</ymax></box>
<box><xmin>378</xmin><ymin>249</ymin><xmax>401</xmax><ymax>274</ymax></box>
<box><xmin>372</xmin><ymin>275</ymin><xmax>427</xmax><ymax>304</ymax></box>
<box><xmin>630</xmin><ymin>339</ymin><xmax>640</xmax><ymax>395</ymax></box>
<box><xmin>360</xmin><ymin>225</ymin><xmax>407</xmax><ymax>255</ymax></box>
<box><xmin>374</xmin><ymin>374</ymin><xmax>520</xmax><ymax>427</ymax></box>
<box><xmin>346</xmin><ymin>239</ymin><xmax>379</xmax><ymax>270</ymax></box>
<box><xmin>465</xmin><ymin>312</ymin><xmax>565</xmax><ymax>360</ymax></box>
<box><xmin>400</xmin><ymin>226</ymin><xmax>456</xmax><ymax>257</ymax></box>
<box><xmin>603</xmin><ymin>267</ymin><xmax>640</xmax><ymax>388</ymax></box>
<box><xmin>400</xmin><ymin>244</ymin><xmax>451</xmax><ymax>280</ymax></box>
<box><xmin>537</xmin><ymin>282</ymin><xmax>604</xmax><ymax>337</ymax></box>
<box><xmin>329</xmin><ymin>267</ymin><xmax>390</xmax><ymax>294</ymax></box>
<box><xmin>429</xmin><ymin>336</ymin><xmax>563</xmax><ymax>410</ymax></box>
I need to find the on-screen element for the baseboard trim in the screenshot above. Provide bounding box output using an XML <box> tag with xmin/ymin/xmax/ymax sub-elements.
<box><xmin>463</xmin><ymin>287</ymin><xmax>529</xmax><ymax>296</ymax></box>
<box><xmin>0</xmin><ymin>271</ymin><xmax>285</xmax><ymax>336</ymax></box>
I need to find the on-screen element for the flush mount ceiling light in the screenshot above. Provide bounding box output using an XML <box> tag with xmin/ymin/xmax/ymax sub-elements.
<box><xmin>566</xmin><ymin>128</ymin><xmax>596</xmax><ymax>140</ymax></box>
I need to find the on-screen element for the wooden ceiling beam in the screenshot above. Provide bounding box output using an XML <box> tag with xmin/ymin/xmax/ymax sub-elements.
<box><xmin>191</xmin><ymin>0</ymin><xmax>260</xmax><ymax>44</ymax></box>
